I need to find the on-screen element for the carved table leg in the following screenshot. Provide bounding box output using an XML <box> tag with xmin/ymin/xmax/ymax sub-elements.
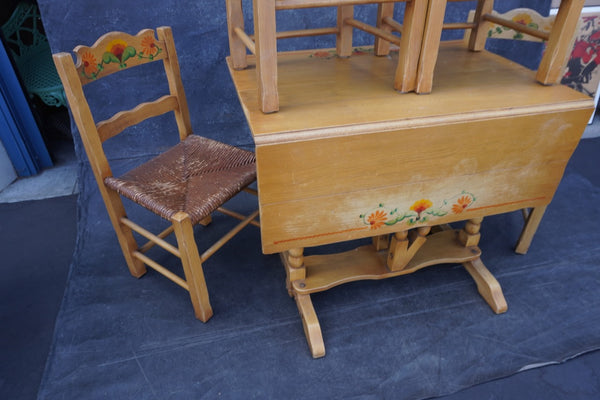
<box><xmin>459</xmin><ymin>218</ymin><xmax>508</xmax><ymax>314</ymax></box>
<box><xmin>282</xmin><ymin>247</ymin><xmax>326</xmax><ymax>358</ymax></box>
<box><xmin>284</xmin><ymin>247</ymin><xmax>305</xmax><ymax>297</ymax></box>
<box><xmin>296</xmin><ymin>294</ymin><xmax>326</xmax><ymax>358</ymax></box>
<box><xmin>387</xmin><ymin>226</ymin><xmax>431</xmax><ymax>271</ymax></box>
<box><xmin>463</xmin><ymin>258</ymin><xmax>508</xmax><ymax>314</ymax></box>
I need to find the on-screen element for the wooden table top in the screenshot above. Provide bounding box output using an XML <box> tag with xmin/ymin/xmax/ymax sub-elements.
<box><xmin>227</xmin><ymin>41</ymin><xmax>593</xmax><ymax>145</ymax></box>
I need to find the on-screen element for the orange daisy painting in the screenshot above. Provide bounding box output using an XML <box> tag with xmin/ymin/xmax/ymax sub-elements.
<box><xmin>452</xmin><ymin>195</ymin><xmax>472</xmax><ymax>214</ymax></box>
<box><xmin>367</xmin><ymin>210</ymin><xmax>387</xmax><ymax>230</ymax></box>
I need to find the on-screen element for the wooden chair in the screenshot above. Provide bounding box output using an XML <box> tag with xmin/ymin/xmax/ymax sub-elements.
<box><xmin>416</xmin><ymin>1</ymin><xmax>584</xmax><ymax>254</ymax></box>
<box><xmin>226</xmin><ymin>0</ymin><xmax>428</xmax><ymax>113</ymax></box>
<box><xmin>53</xmin><ymin>27</ymin><xmax>259</xmax><ymax>322</ymax></box>
<box><xmin>416</xmin><ymin>0</ymin><xmax>585</xmax><ymax>93</ymax></box>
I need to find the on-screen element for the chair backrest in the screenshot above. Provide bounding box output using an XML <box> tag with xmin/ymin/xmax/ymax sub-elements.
<box><xmin>53</xmin><ymin>27</ymin><xmax>192</xmax><ymax>184</ymax></box>
<box><xmin>463</xmin><ymin>8</ymin><xmax>556</xmax><ymax>44</ymax></box>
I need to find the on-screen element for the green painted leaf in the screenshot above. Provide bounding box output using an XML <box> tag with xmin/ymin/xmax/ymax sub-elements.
<box><xmin>121</xmin><ymin>46</ymin><xmax>137</xmax><ymax>63</ymax></box>
<box><xmin>102</xmin><ymin>52</ymin><xmax>120</xmax><ymax>64</ymax></box>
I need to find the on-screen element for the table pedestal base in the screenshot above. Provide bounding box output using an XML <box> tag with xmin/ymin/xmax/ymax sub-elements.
<box><xmin>281</xmin><ymin>228</ymin><xmax>507</xmax><ymax>358</ymax></box>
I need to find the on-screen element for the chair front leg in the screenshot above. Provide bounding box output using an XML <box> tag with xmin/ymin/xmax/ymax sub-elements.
<box><xmin>103</xmin><ymin>188</ymin><xmax>147</xmax><ymax>278</ymax></box>
<box><xmin>172</xmin><ymin>212</ymin><xmax>213</xmax><ymax>322</ymax></box>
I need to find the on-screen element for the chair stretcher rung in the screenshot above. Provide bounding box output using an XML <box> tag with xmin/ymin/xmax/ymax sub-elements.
<box><xmin>216</xmin><ymin>207</ymin><xmax>261</xmax><ymax>227</ymax></box>
<box><xmin>276</xmin><ymin>0</ymin><xmax>400</xmax><ymax>10</ymax></box>
<box><xmin>132</xmin><ymin>251</ymin><xmax>189</xmax><ymax>291</ymax></box>
<box><xmin>139</xmin><ymin>226</ymin><xmax>175</xmax><ymax>253</ymax></box>
<box><xmin>243</xmin><ymin>187</ymin><xmax>258</xmax><ymax>196</ymax></box>
<box><xmin>234</xmin><ymin>27</ymin><xmax>256</xmax><ymax>54</ymax></box>
<box><xmin>120</xmin><ymin>217</ymin><xmax>181</xmax><ymax>258</ymax></box>
<box><xmin>382</xmin><ymin>16</ymin><xmax>403</xmax><ymax>34</ymax></box>
<box><xmin>201</xmin><ymin>209</ymin><xmax>260</xmax><ymax>262</ymax></box>
<box><xmin>345</xmin><ymin>18</ymin><xmax>402</xmax><ymax>46</ymax></box>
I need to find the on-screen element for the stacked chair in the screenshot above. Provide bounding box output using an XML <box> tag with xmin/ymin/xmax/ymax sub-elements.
<box><xmin>416</xmin><ymin>0</ymin><xmax>585</xmax><ymax>93</ymax></box>
<box><xmin>226</xmin><ymin>0</ymin><xmax>429</xmax><ymax>113</ymax></box>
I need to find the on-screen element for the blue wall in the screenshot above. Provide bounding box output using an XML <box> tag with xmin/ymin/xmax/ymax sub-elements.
<box><xmin>36</xmin><ymin>0</ymin><xmax>550</xmax><ymax>160</ymax></box>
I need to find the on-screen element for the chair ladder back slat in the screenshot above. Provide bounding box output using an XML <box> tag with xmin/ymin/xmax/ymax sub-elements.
<box><xmin>72</xmin><ymin>29</ymin><xmax>167</xmax><ymax>86</ymax></box>
<box><xmin>96</xmin><ymin>95</ymin><xmax>180</xmax><ymax>142</ymax></box>
<box><xmin>157</xmin><ymin>27</ymin><xmax>193</xmax><ymax>140</ymax></box>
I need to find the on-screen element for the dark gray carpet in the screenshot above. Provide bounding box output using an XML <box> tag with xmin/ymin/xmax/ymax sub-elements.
<box><xmin>35</xmin><ymin>138</ymin><xmax>600</xmax><ymax>399</ymax></box>
<box><xmin>0</xmin><ymin>195</ymin><xmax>78</xmax><ymax>400</ymax></box>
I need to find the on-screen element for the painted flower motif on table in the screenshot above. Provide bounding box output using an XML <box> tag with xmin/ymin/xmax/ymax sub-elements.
<box><xmin>451</xmin><ymin>195</ymin><xmax>473</xmax><ymax>214</ymax></box>
<box><xmin>360</xmin><ymin>191</ymin><xmax>477</xmax><ymax>229</ymax></box>
<box><xmin>367</xmin><ymin>210</ymin><xmax>387</xmax><ymax>230</ymax></box>
<box><xmin>410</xmin><ymin>199</ymin><xmax>433</xmax><ymax>221</ymax></box>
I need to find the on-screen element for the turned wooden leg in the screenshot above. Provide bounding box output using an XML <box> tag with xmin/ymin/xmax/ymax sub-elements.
<box><xmin>459</xmin><ymin>217</ymin><xmax>483</xmax><ymax>247</ymax></box>
<box><xmin>387</xmin><ymin>230</ymin><xmax>408</xmax><ymax>270</ymax></box>
<box><xmin>515</xmin><ymin>206</ymin><xmax>547</xmax><ymax>255</ymax></box>
<box><xmin>285</xmin><ymin>248</ymin><xmax>305</xmax><ymax>297</ymax></box>
<box><xmin>456</xmin><ymin>217</ymin><xmax>507</xmax><ymax>313</ymax></box>
<box><xmin>387</xmin><ymin>226</ymin><xmax>431</xmax><ymax>271</ymax></box>
<box><xmin>296</xmin><ymin>294</ymin><xmax>326</xmax><ymax>358</ymax></box>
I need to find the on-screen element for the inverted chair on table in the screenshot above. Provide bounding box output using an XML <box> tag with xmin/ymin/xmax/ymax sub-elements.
<box><xmin>53</xmin><ymin>27</ymin><xmax>259</xmax><ymax>322</ymax></box>
<box><xmin>417</xmin><ymin>0</ymin><xmax>585</xmax><ymax>93</ymax></box>
<box><xmin>416</xmin><ymin>0</ymin><xmax>585</xmax><ymax>254</ymax></box>
<box><xmin>226</xmin><ymin>0</ymin><xmax>429</xmax><ymax>113</ymax></box>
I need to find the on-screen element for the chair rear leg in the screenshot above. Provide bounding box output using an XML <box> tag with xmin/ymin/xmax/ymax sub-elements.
<box><xmin>104</xmin><ymin>189</ymin><xmax>147</xmax><ymax>278</ymax></box>
<box><xmin>172</xmin><ymin>212</ymin><xmax>214</xmax><ymax>322</ymax></box>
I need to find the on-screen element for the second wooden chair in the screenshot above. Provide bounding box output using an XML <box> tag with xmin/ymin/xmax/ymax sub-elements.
<box><xmin>53</xmin><ymin>27</ymin><xmax>259</xmax><ymax>322</ymax></box>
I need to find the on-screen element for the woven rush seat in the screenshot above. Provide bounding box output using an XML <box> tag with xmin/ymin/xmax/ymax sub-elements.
<box><xmin>105</xmin><ymin>135</ymin><xmax>256</xmax><ymax>225</ymax></box>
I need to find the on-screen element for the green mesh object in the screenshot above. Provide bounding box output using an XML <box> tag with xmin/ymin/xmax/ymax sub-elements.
<box><xmin>1</xmin><ymin>2</ymin><xmax>66</xmax><ymax>107</ymax></box>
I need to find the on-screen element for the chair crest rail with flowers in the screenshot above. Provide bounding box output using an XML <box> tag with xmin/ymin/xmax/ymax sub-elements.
<box><xmin>53</xmin><ymin>27</ymin><xmax>259</xmax><ymax>322</ymax></box>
